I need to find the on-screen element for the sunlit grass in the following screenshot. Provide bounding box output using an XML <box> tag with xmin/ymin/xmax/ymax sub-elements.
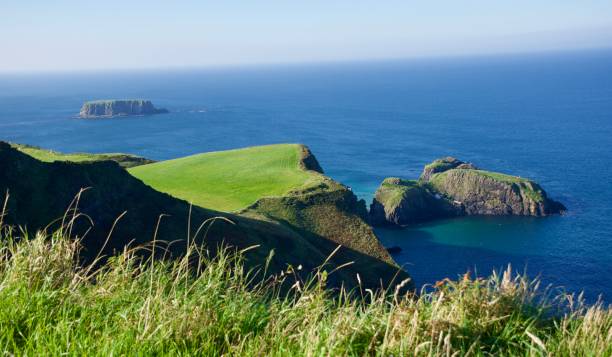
<box><xmin>128</xmin><ymin>144</ymin><xmax>322</xmax><ymax>212</ymax></box>
<box><xmin>0</xmin><ymin>222</ymin><xmax>609</xmax><ymax>355</ymax></box>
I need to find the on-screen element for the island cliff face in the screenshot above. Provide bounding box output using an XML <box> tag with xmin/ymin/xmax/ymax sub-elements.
<box><xmin>369</xmin><ymin>178</ymin><xmax>457</xmax><ymax>226</ymax></box>
<box><xmin>370</xmin><ymin>157</ymin><xmax>565</xmax><ymax>226</ymax></box>
<box><xmin>79</xmin><ymin>100</ymin><xmax>168</xmax><ymax>118</ymax></box>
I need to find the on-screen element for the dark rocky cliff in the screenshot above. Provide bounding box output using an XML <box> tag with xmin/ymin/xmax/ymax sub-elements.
<box><xmin>428</xmin><ymin>168</ymin><xmax>565</xmax><ymax>216</ymax></box>
<box><xmin>79</xmin><ymin>100</ymin><xmax>168</xmax><ymax>118</ymax></box>
<box><xmin>369</xmin><ymin>178</ymin><xmax>457</xmax><ymax>226</ymax></box>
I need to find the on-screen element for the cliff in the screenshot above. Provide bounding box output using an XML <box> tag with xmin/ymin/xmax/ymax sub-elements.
<box><xmin>242</xmin><ymin>175</ymin><xmax>394</xmax><ymax>265</ymax></box>
<box><xmin>420</xmin><ymin>157</ymin><xmax>477</xmax><ymax>181</ymax></box>
<box><xmin>79</xmin><ymin>100</ymin><xmax>168</xmax><ymax>118</ymax></box>
<box><xmin>428</xmin><ymin>167</ymin><xmax>566</xmax><ymax>216</ymax></box>
<box><xmin>371</xmin><ymin>157</ymin><xmax>565</xmax><ymax>226</ymax></box>
<box><xmin>369</xmin><ymin>178</ymin><xmax>457</xmax><ymax>226</ymax></box>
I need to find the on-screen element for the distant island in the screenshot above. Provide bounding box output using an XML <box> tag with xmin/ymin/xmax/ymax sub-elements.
<box><xmin>79</xmin><ymin>99</ymin><xmax>168</xmax><ymax>118</ymax></box>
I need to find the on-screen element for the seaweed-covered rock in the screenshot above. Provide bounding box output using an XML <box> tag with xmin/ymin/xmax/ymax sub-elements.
<box><xmin>79</xmin><ymin>100</ymin><xmax>168</xmax><ymax>118</ymax></box>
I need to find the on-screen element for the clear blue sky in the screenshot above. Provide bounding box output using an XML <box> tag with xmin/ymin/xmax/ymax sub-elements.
<box><xmin>2</xmin><ymin>0</ymin><xmax>612</xmax><ymax>72</ymax></box>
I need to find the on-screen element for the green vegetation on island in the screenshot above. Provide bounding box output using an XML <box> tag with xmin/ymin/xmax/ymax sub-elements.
<box><xmin>378</xmin><ymin>178</ymin><xmax>419</xmax><ymax>208</ymax></box>
<box><xmin>370</xmin><ymin>178</ymin><xmax>457</xmax><ymax>226</ymax></box>
<box><xmin>372</xmin><ymin>157</ymin><xmax>565</xmax><ymax>226</ymax></box>
<box><xmin>430</xmin><ymin>169</ymin><xmax>546</xmax><ymax>202</ymax></box>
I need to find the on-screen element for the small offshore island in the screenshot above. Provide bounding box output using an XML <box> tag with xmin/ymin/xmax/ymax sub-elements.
<box><xmin>370</xmin><ymin>157</ymin><xmax>566</xmax><ymax>226</ymax></box>
<box><xmin>79</xmin><ymin>99</ymin><xmax>168</xmax><ymax>118</ymax></box>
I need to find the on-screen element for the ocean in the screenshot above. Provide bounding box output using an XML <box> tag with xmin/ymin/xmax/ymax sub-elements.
<box><xmin>1</xmin><ymin>49</ymin><xmax>611</xmax><ymax>302</ymax></box>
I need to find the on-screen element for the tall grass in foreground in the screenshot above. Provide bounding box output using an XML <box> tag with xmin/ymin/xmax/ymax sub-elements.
<box><xmin>0</xmin><ymin>228</ymin><xmax>610</xmax><ymax>356</ymax></box>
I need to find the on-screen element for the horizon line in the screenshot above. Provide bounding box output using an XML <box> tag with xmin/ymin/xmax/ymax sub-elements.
<box><xmin>1</xmin><ymin>46</ymin><xmax>611</xmax><ymax>76</ymax></box>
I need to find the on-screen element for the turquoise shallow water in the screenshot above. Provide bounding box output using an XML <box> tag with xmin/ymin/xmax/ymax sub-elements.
<box><xmin>1</xmin><ymin>49</ymin><xmax>611</xmax><ymax>301</ymax></box>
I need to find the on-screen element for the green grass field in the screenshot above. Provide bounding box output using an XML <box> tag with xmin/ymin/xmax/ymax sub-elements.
<box><xmin>129</xmin><ymin>144</ymin><xmax>322</xmax><ymax>212</ymax></box>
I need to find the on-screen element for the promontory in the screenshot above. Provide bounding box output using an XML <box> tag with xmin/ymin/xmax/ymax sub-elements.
<box><xmin>79</xmin><ymin>99</ymin><xmax>168</xmax><ymax>118</ymax></box>
<box><xmin>370</xmin><ymin>157</ymin><xmax>566</xmax><ymax>226</ymax></box>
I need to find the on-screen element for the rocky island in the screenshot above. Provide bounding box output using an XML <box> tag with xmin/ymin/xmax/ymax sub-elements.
<box><xmin>79</xmin><ymin>99</ymin><xmax>168</xmax><ymax>118</ymax></box>
<box><xmin>370</xmin><ymin>157</ymin><xmax>566</xmax><ymax>226</ymax></box>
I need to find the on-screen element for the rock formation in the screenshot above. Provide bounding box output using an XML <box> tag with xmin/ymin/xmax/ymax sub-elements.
<box><xmin>79</xmin><ymin>100</ymin><xmax>168</xmax><ymax>118</ymax></box>
<box><xmin>420</xmin><ymin>157</ymin><xmax>477</xmax><ymax>181</ymax></box>
<box><xmin>371</xmin><ymin>157</ymin><xmax>565</xmax><ymax>226</ymax></box>
<box><xmin>369</xmin><ymin>178</ymin><xmax>457</xmax><ymax>226</ymax></box>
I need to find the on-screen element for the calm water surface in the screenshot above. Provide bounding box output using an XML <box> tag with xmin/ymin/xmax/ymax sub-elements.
<box><xmin>1</xmin><ymin>50</ymin><xmax>611</xmax><ymax>301</ymax></box>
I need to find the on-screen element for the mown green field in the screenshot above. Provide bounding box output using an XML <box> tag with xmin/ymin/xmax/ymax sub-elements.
<box><xmin>129</xmin><ymin>144</ymin><xmax>321</xmax><ymax>212</ymax></box>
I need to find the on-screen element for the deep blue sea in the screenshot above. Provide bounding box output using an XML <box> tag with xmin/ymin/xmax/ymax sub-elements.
<box><xmin>1</xmin><ymin>49</ymin><xmax>611</xmax><ymax>302</ymax></box>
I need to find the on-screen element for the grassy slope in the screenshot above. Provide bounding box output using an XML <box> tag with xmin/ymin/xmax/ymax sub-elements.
<box><xmin>1</xmin><ymin>230</ymin><xmax>609</xmax><ymax>355</ymax></box>
<box><xmin>129</xmin><ymin>144</ymin><xmax>322</xmax><ymax>212</ymax></box>
<box><xmin>12</xmin><ymin>143</ymin><xmax>152</xmax><ymax>168</ymax></box>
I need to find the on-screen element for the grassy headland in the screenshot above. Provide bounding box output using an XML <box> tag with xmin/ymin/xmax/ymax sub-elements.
<box><xmin>0</xmin><ymin>141</ymin><xmax>400</xmax><ymax>293</ymax></box>
<box><xmin>129</xmin><ymin>144</ymin><xmax>324</xmax><ymax>212</ymax></box>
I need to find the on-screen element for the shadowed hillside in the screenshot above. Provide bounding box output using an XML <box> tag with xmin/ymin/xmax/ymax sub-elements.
<box><xmin>11</xmin><ymin>143</ymin><xmax>154</xmax><ymax>168</ymax></box>
<box><xmin>0</xmin><ymin>142</ymin><xmax>410</xmax><ymax>292</ymax></box>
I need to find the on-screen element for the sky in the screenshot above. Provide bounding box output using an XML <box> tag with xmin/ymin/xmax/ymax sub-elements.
<box><xmin>1</xmin><ymin>0</ymin><xmax>612</xmax><ymax>72</ymax></box>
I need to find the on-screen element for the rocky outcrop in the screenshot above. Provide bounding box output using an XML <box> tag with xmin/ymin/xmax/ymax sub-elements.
<box><xmin>371</xmin><ymin>157</ymin><xmax>565</xmax><ymax>226</ymax></box>
<box><xmin>242</xmin><ymin>173</ymin><xmax>394</xmax><ymax>265</ymax></box>
<box><xmin>240</xmin><ymin>174</ymin><xmax>414</xmax><ymax>291</ymax></box>
<box><xmin>240</xmin><ymin>146</ymin><xmax>394</xmax><ymax>264</ymax></box>
<box><xmin>79</xmin><ymin>100</ymin><xmax>168</xmax><ymax>118</ymax></box>
<box><xmin>420</xmin><ymin>157</ymin><xmax>477</xmax><ymax>181</ymax></box>
<box><xmin>298</xmin><ymin>144</ymin><xmax>324</xmax><ymax>173</ymax></box>
<box><xmin>370</xmin><ymin>178</ymin><xmax>458</xmax><ymax>226</ymax></box>
<box><xmin>428</xmin><ymin>168</ymin><xmax>566</xmax><ymax>216</ymax></box>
